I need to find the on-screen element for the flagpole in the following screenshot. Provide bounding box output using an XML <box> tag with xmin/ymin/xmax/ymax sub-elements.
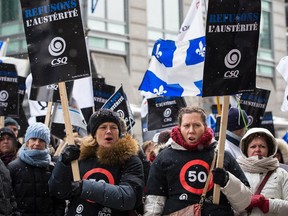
<box><xmin>44</xmin><ymin>101</ymin><xmax>53</xmax><ymax>127</ymax></box>
<box><xmin>58</xmin><ymin>82</ymin><xmax>80</xmax><ymax>181</ymax></box>
<box><xmin>213</xmin><ymin>95</ymin><xmax>229</xmax><ymax>204</ymax></box>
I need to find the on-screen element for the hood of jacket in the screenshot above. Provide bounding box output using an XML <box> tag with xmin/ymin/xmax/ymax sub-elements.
<box><xmin>275</xmin><ymin>138</ymin><xmax>288</xmax><ymax>164</ymax></box>
<box><xmin>240</xmin><ymin>127</ymin><xmax>277</xmax><ymax>158</ymax></box>
<box><xmin>79</xmin><ymin>134</ymin><xmax>139</xmax><ymax>166</ymax></box>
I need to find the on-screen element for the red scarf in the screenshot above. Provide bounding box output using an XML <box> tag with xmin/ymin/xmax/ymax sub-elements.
<box><xmin>171</xmin><ymin>126</ymin><xmax>213</xmax><ymax>151</ymax></box>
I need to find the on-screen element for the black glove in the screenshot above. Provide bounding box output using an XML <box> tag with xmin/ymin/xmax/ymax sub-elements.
<box><xmin>71</xmin><ymin>181</ymin><xmax>83</xmax><ymax>197</ymax></box>
<box><xmin>212</xmin><ymin>168</ymin><xmax>229</xmax><ymax>187</ymax></box>
<box><xmin>61</xmin><ymin>144</ymin><xmax>80</xmax><ymax>165</ymax></box>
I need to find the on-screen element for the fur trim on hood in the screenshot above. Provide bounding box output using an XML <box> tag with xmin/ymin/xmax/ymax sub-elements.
<box><xmin>275</xmin><ymin>138</ymin><xmax>288</xmax><ymax>164</ymax></box>
<box><xmin>79</xmin><ymin>134</ymin><xmax>139</xmax><ymax>166</ymax></box>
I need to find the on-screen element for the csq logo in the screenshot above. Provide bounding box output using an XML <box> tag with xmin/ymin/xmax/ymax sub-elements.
<box><xmin>224</xmin><ymin>49</ymin><xmax>241</xmax><ymax>79</ymax></box>
<box><xmin>48</xmin><ymin>37</ymin><xmax>68</xmax><ymax>66</ymax></box>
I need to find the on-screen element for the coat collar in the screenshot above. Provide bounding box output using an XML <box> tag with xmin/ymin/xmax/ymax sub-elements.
<box><xmin>79</xmin><ymin>134</ymin><xmax>139</xmax><ymax>166</ymax></box>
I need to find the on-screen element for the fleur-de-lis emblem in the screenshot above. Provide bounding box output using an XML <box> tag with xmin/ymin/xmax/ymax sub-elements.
<box><xmin>153</xmin><ymin>85</ymin><xmax>167</xmax><ymax>95</ymax></box>
<box><xmin>195</xmin><ymin>41</ymin><xmax>205</xmax><ymax>57</ymax></box>
<box><xmin>155</xmin><ymin>43</ymin><xmax>162</xmax><ymax>58</ymax></box>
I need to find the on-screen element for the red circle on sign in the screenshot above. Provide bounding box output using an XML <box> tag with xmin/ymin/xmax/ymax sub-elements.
<box><xmin>82</xmin><ymin>168</ymin><xmax>115</xmax><ymax>203</ymax></box>
<box><xmin>180</xmin><ymin>159</ymin><xmax>214</xmax><ymax>195</ymax></box>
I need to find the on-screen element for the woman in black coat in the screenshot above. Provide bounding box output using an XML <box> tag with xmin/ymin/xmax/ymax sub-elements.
<box><xmin>7</xmin><ymin>123</ymin><xmax>65</xmax><ymax>216</ymax></box>
<box><xmin>49</xmin><ymin>109</ymin><xmax>144</xmax><ymax>216</ymax></box>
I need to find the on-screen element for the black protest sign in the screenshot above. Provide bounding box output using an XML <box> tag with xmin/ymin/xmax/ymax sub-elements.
<box><xmin>102</xmin><ymin>86</ymin><xmax>135</xmax><ymax>132</ymax></box>
<box><xmin>20</xmin><ymin>0</ymin><xmax>90</xmax><ymax>87</ymax></box>
<box><xmin>147</xmin><ymin>96</ymin><xmax>186</xmax><ymax>131</ymax></box>
<box><xmin>29</xmin><ymin>81</ymin><xmax>73</xmax><ymax>103</ymax></box>
<box><xmin>92</xmin><ymin>79</ymin><xmax>115</xmax><ymax>111</ymax></box>
<box><xmin>260</xmin><ymin>111</ymin><xmax>275</xmax><ymax>136</ymax></box>
<box><xmin>202</xmin><ymin>0</ymin><xmax>261</xmax><ymax>96</ymax></box>
<box><xmin>0</xmin><ymin>63</ymin><xmax>19</xmax><ymax>116</ymax></box>
<box><xmin>240</xmin><ymin>88</ymin><xmax>270</xmax><ymax>128</ymax></box>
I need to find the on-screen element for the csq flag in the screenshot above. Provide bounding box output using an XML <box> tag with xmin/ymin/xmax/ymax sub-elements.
<box><xmin>20</xmin><ymin>0</ymin><xmax>90</xmax><ymax>87</ymax></box>
<box><xmin>239</xmin><ymin>88</ymin><xmax>270</xmax><ymax>128</ymax></box>
<box><xmin>0</xmin><ymin>39</ymin><xmax>9</xmax><ymax>57</ymax></box>
<box><xmin>202</xmin><ymin>0</ymin><xmax>260</xmax><ymax>96</ymax></box>
<box><xmin>0</xmin><ymin>63</ymin><xmax>19</xmax><ymax>116</ymax></box>
<box><xmin>147</xmin><ymin>96</ymin><xmax>186</xmax><ymax>131</ymax></box>
<box><xmin>138</xmin><ymin>38</ymin><xmax>205</xmax><ymax>97</ymax></box>
<box><xmin>102</xmin><ymin>86</ymin><xmax>135</xmax><ymax>132</ymax></box>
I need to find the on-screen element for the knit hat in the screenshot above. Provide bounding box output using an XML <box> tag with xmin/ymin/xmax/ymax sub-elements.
<box><xmin>227</xmin><ymin>107</ymin><xmax>248</xmax><ymax>131</ymax></box>
<box><xmin>0</xmin><ymin>127</ymin><xmax>16</xmax><ymax>140</ymax></box>
<box><xmin>87</xmin><ymin>109</ymin><xmax>122</xmax><ymax>137</ymax></box>
<box><xmin>157</xmin><ymin>129</ymin><xmax>171</xmax><ymax>145</ymax></box>
<box><xmin>4</xmin><ymin>117</ymin><xmax>20</xmax><ymax>129</ymax></box>
<box><xmin>24</xmin><ymin>122</ymin><xmax>50</xmax><ymax>145</ymax></box>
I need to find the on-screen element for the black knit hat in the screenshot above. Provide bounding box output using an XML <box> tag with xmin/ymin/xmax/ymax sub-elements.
<box><xmin>227</xmin><ymin>107</ymin><xmax>248</xmax><ymax>131</ymax></box>
<box><xmin>4</xmin><ymin>117</ymin><xmax>20</xmax><ymax>129</ymax></box>
<box><xmin>0</xmin><ymin>127</ymin><xmax>16</xmax><ymax>140</ymax></box>
<box><xmin>87</xmin><ymin>109</ymin><xmax>122</xmax><ymax>137</ymax></box>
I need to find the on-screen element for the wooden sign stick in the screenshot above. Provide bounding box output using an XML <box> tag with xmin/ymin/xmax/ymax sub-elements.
<box><xmin>0</xmin><ymin>116</ymin><xmax>4</xmax><ymax>128</ymax></box>
<box><xmin>213</xmin><ymin>95</ymin><xmax>229</xmax><ymax>204</ymax></box>
<box><xmin>44</xmin><ymin>101</ymin><xmax>53</xmax><ymax>127</ymax></box>
<box><xmin>58</xmin><ymin>82</ymin><xmax>80</xmax><ymax>181</ymax></box>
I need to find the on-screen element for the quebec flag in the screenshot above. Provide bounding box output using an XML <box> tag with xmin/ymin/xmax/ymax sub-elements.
<box><xmin>138</xmin><ymin>37</ymin><xmax>205</xmax><ymax>97</ymax></box>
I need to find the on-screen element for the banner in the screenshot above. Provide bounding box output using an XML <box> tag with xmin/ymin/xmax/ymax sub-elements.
<box><xmin>239</xmin><ymin>88</ymin><xmax>270</xmax><ymax>128</ymax></box>
<box><xmin>0</xmin><ymin>63</ymin><xmax>19</xmax><ymax>116</ymax></box>
<box><xmin>139</xmin><ymin>38</ymin><xmax>205</xmax><ymax>97</ymax></box>
<box><xmin>202</xmin><ymin>0</ymin><xmax>261</xmax><ymax>96</ymax></box>
<box><xmin>20</xmin><ymin>0</ymin><xmax>90</xmax><ymax>87</ymax></box>
<box><xmin>102</xmin><ymin>86</ymin><xmax>135</xmax><ymax>132</ymax></box>
<box><xmin>92</xmin><ymin>78</ymin><xmax>115</xmax><ymax>111</ymax></box>
<box><xmin>147</xmin><ymin>96</ymin><xmax>186</xmax><ymax>131</ymax></box>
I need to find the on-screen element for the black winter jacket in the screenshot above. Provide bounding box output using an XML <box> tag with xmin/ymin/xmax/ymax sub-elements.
<box><xmin>49</xmin><ymin>134</ymin><xmax>144</xmax><ymax>216</ymax></box>
<box><xmin>0</xmin><ymin>158</ymin><xmax>20</xmax><ymax>216</ymax></box>
<box><xmin>7</xmin><ymin>158</ymin><xmax>66</xmax><ymax>216</ymax></box>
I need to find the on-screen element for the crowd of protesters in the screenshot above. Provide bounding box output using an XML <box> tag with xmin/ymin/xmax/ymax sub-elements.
<box><xmin>1</xmin><ymin>106</ymin><xmax>288</xmax><ymax>215</ymax></box>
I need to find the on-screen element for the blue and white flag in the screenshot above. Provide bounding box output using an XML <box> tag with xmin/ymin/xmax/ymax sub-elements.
<box><xmin>0</xmin><ymin>39</ymin><xmax>9</xmax><ymax>57</ymax></box>
<box><xmin>139</xmin><ymin>0</ymin><xmax>205</xmax><ymax>97</ymax></box>
<box><xmin>138</xmin><ymin>37</ymin><xmax>205</xmax><ymax>97</ymax></box>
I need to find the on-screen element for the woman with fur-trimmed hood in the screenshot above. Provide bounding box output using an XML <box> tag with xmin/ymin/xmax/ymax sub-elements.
<box><xmin>49</xmin><ymin>109</ymin><xmax>144</xmax><ymax>216</ymax></box>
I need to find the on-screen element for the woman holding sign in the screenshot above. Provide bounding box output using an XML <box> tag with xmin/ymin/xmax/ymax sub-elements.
<box><xmin>144</xmin><ymin>106</ymin><xmax>252</xmax><ymax>215</ymax></box>
<box><xmin>49</xmin><ymin>109</ymin><xmax>144</xmax><ymax>216</ymax></box>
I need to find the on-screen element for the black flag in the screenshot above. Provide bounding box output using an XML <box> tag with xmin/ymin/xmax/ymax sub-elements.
<box><xmin>20</xmin><ymin>0</ymin><xmax>90</xmax><ymax>86</ymax></box>
<box><xmin>203</xmin><ymin>0</ymin><xmax>261</xmax><ymax>96</ymax></box>
<box><xmin>147</xmin><ymin>96</ymin><xmax>186</xmax><ymax>131</ymax></box>
<box><xmin>0</xmin><ymin>63</ymin><xmax>19</xmax><ymax>117</ymax></box>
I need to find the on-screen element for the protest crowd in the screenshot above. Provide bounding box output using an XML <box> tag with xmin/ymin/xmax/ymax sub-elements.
<box><xmin>1</xmin><ymin>0</ymin><xmax>288</xmax><ymax>216</ymax></box>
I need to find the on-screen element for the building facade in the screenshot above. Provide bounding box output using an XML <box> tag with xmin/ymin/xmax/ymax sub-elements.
<box><xmin>0</xmin><ymin>0</ymin><xmax>287</xmax><ymax>141</ymax></box>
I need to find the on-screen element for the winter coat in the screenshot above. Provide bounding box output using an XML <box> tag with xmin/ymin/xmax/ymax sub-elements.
<box><xmin>49</xmin><ymin>134</ymin><xmax>144</xmax><ymax>216</ymax></box>
<box><xmin>144</xmin><ymin>138</ymin><xmax>252</xmax><ymax>216</ymax></box>
<box><xmin>237</xmin><ymin>128</ymin><xmax>288</xmax><ymax>216</ymax></box>
<box><xmin>7</xmin><ymin>158</ymin><xmax>65</xmax><ymax>216</ymax></box>
<box><xmin>0</xmin><ymin>158</ymin><xmax>20</xmax><ymax>216</ymax></box>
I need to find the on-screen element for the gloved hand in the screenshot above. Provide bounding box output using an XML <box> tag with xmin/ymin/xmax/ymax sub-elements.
<box><xmin>71</xmin><ymin>181</ymin><xmax>83</xmax><ymax>197</ymax></box>
<box><xmin>61</xmin><ymin>144</ymin><xmax>80</xmax><ymax>165</ymax></box>
<box><xmin>246</xmin><ymin>194</ymin><xmax>269</xmax><ymax>213</ymax></box>
<box><xmin>212</xmin><ymin>168</ymin><xmax>229</xmax><ymax>187</ymax></box>
<box><xmin>258</xmin><ymin>196</ymin><xmax>269</xmax><ymax>213</ymax></box>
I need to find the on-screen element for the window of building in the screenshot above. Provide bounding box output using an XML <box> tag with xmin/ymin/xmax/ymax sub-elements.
<box><xmin>87</xmin><ymin>0</ymin><xmax>128</xmax><ymax>53</ymax></box>
<box><xmin>147</xmin><ymin>0</ymin><xmax>181</xmax><ymax>48</ymax></box>
<box><xmin>257</xmin><ymin>0</ymin><xmax>274</xmax><ymax>77</ymax></box>
<box><xmin>0</xmin><ymin>0</ymin><xmax>19</xmax><ymax>23</ymax></box>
